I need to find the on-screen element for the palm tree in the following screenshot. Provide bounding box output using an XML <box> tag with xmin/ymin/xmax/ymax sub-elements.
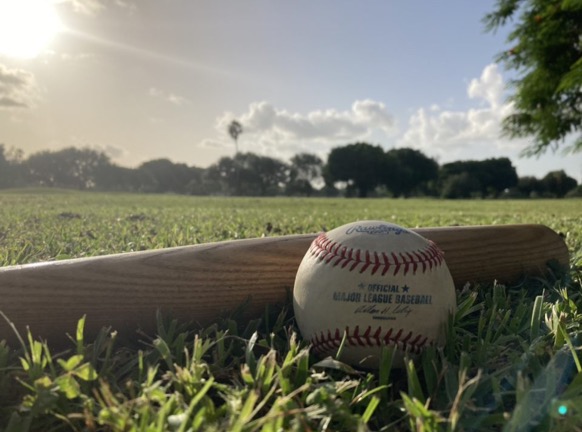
<box><xmin>227</xmin><ymin>120</ymin><xmax>243</xmax><ymax>195</ymax></box>
<box><xmin>228</xmin><ymin>120</ymin><xmax>243</xmax><ymax>154</ymax></box>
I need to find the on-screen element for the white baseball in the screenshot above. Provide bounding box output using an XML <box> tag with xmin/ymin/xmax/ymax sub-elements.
<box><xmin>293</xmin><ymin>220</ymin><xmax>456</xmax><ymax>368</ymax></box>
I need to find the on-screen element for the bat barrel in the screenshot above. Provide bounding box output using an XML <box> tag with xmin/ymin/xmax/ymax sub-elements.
<box><xmin>415</xmin><ymin>224</ymin><xmax>569</xmax><ymax>288</ymax></box>
<box><xmin>0</xmin><ymin>224</ymin><xmax>569</xmax><ymax>346</ymax></box>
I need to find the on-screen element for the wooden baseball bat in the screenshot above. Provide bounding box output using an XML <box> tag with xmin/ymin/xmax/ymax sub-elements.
<box><xmin>0</xmin><ymin>224</ymin><xmax>569</xmax><ymax>346</ymax></box>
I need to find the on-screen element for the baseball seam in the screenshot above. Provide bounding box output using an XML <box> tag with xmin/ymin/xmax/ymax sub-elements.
<box><xmin>311</xmin><ymin>325</ymin><xmax>430</xmax><ymax>355</ymax></box>
<box><xmin>309</xmin><ymin>233</ymin><xmax>444</xmax><ymax>276</ymax></box>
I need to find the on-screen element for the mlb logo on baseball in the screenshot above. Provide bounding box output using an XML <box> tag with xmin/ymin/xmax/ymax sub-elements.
<box><xmin>293</xmin><ymin>220</ymin><xmax>457</xmax><ymax>368</ymax></box>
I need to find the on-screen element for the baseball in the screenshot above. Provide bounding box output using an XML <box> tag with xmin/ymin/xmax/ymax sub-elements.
<box><xmin>293</xmin><ymin>220</ymin><xmax>456</xmax><ymax>368</ymax></box>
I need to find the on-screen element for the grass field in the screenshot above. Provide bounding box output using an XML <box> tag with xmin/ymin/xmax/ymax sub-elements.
<box><xmin>0</xmin><ymin>192</ymin><xmax>581</xmax><ymax>430</ymax></box>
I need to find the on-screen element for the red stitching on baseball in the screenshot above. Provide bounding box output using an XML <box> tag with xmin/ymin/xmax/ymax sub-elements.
<box><xmin>309</xmin><ymin>233</ymin><xmax>445</xmax><ymax>276</ymax></box>
<box><xmin>311</xmin><ymin>325</ymin><xmax>430</xmax><ymax>355</ymax></box>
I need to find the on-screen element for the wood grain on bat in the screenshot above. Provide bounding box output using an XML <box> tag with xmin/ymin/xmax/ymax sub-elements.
<box><xmin>0</xmin><ymin>224</ymin><xmax>569</xmax><ymax>345</ymax></box>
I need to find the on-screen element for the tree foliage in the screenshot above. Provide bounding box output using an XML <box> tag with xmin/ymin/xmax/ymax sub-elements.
<box><xmin>287</xmin><ymin>153</ymin><xmax>323</xmax><ymax>196</ymax></box>
<box><xmin>0</xmin><ymin>144</ymin><xmax>11</xmax><ymax>188</ymax></box>
<box><xmin>228</xmin><ymin>120</ymin><xmax>243</xmax><ymax>154</ymax></box>
<box><xmin>207</xmin><ymin>153</ymin><xmax>289</xmax><ymax>196</ymax></box>
<box><xmin>23</xmin><ymin>147</ymin><xmax>111</xmax><ymax>190</ymax></box>
<box><xmin>0</xmin><ymin>145</ymin><xmax>577</xmax><ymax>198</ymax></box>
<box><xmin>138</xmin><ymin>159</ymin><xmax>200</xmax><ymax>194</ymax></box>
<box><xmin>516</xmin><ymin>175</ymin><xmax>543</xmax><ymax>197</ymax></box>
<box><xmin>541</xmin><ymin>169</ymin><xmax>578</xmax><ymax>197</ymax></box>
<box><xmin>384</xmin><ymin>148</ymin><xmax>439</xmax><ymax>197</ymax></box>
<box><xmin>441</xmin><ymin>172</ymin><xmax>483</xmax><ymax>199</ymax></box>
<box><xmin>326</xmin><ymin>143</ymin><xmax>385</xmax><ymax>197</ymax></box>
<box><xmin>484</xmin><ymin>0</ymin><xmax>582</xmax><ymax>154</ymax></box>
<box><xmin>439</xmin><ymin>158</ymin><xmax>519</xmax><ymax>198</ymax></box>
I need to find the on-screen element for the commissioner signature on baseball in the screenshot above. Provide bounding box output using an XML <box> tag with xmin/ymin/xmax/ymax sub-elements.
<box><xmin>355</xmin><ymin>303</ymin><xmax>413</xmax><ymax>318</ymax></box>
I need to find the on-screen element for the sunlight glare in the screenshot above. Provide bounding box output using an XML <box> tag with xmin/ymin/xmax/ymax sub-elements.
<box><xmin>0</xmin><ymin>0</ymin><xmax>64</xmax><ymax>58</ymax></box>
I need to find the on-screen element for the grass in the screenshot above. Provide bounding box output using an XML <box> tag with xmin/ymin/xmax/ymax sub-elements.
<box><xmin>0</xmin><ymin>191</ymin><xmax>581</xmax><ymax>430</ymax></box>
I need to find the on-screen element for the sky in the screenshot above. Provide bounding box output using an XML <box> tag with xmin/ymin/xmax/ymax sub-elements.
<box><xmin>0</xmin><ymin>0</ymin><xmax>581</xmax><ymax>182</ymax></box>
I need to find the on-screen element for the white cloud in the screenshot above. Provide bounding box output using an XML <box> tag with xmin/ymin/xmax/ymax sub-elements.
<box><xmin>208</xmin><ymin>99</ymin><xmax>396</xmax><ymax>159</ymax></box>
<box><xmin>467</xmin><ymin>63</ymin><xmax>504</xmax><ymax>108</ymax></box>
<box><xmin>398</xmin><ymin>63</ymin><xmax>523</xmax><ymax>160</ymax></box>
<box><xmin>0</xmin><ymin>64</ymin><xmax>39</xmax><ymax>110</ymax></box>
<box><xmin>149</xmin><ymin>87</ymin><xmax>190</xmax><ymax>106</ymax></box>
<box><xmin>202</xmin><ymin>65</ymin><xmax>539</xmax><ymax>165</ymax></box>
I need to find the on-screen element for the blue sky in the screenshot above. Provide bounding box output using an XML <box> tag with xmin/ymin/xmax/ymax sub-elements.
<box><xmin>0</xmin><ymin>0</ymin><xmax>580</xmax><ymax>182</ymax></box>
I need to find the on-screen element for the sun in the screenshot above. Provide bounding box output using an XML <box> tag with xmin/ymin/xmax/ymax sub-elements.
<box><xmin>0</xmin><ymin>0</ymin><xmax>64</xmax><ymax>59</ymax></box>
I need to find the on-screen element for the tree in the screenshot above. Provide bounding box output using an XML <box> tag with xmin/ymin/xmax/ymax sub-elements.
<box><xmin>565</xmin><ymin>185</ymin><xmax>582</xmax><ymax>198</ymax></box>
<box><xmin>326</xmin><ymin>143</ymin><xmax>385</xmax><ymax>198</ymax></box>
<box><xmin>439</xmin><ymin>158</ymin><xmax>518</xmax><ymax>198</ymax></box>
<box><xmin>0</xmin><ymin>144</ymin><xmax>24</xmax><ymax>188</ymax></box>
<box><xmin>24</xmin><ymin>147</ymin><xmax>112</xmax><ymax>190</ymax></box>
<box><xmin>287</xmin><ymin>153</ymin><xmax>323</xmax><ymax>196</ymax></box>
<box><xmin>441</xmin><ymin>172</ymin><xmax>482</xmax><ymax>199</ymax></box>
<box><xmin>94</xmin><ymin>164</ymin><xmax>144</xmax><ymax>192</ymax></box>
<box><xmin>484</xmin><ymin>0</ymin><xmax>582</xmax><ymax>155</ymax></box>
<box><xmin>206</xmin><ymin>156</ymin><xmax>238</xmax><ymax>195</ymax></box>
<box><xmin>206</xmin><ymin>152</ymin><xmax>289</xmax><ymax>196</ymax></box>
<box><xmin>137</xmin><ymin>159</ymin><xmax>199</xmax><ymax>194</ymax></box>
<box><xmin>251</xmin><ymin>154</ymin><xmax>290</xmax><ymax>196</ymax></box>
<box><xmin>228</xmin><ymin>120</ymin><xmax>243</xmax><ymax>154</ymax></box>
<box><xmin>516</xmin><ymin>176</ymin><xmax>544</xmax><ymax>197</ymax></box>
<box><xmin>383</xmin><ymin>148</ymin><xmax>439</xmax><ymax>197</ymax></box>
<box><xmin>540</xmin><ymin>170</ymin><xmax>578</xmax><ymax>197</ymax></box>
<box><xmin>0</xmin><ymin>144</ymin><xmax>11</xmax><ymax>188</ymax></box>
<box><xmin>480</xmin><ymin>158</ymin><xmax>519</xmax><ymax>195</ymax></box>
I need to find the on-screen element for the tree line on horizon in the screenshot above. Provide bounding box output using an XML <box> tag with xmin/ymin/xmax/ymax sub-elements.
<box><xmin>0</xmin><ymin>143</ymin><xmax>579</xmax><ymax>199</ymax></box>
